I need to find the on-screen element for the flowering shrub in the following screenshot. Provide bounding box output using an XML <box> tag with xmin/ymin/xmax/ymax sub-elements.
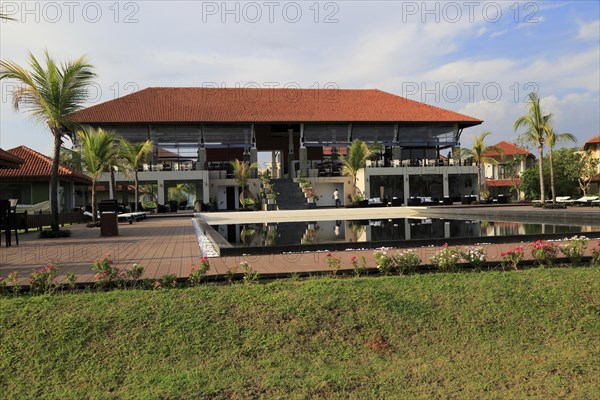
<box><xmin>189</xmin><ymin>257</ymin><xmax>210</xmax><ymax>286</ymax></box>
<box><xmin>461</xmin><ymin>247</ymin><xmax>486</xmax><ymax>269</ymax></box>
<box><xmin>29</xmin><ymin>263</ymin><xmax>60</xmax><ymax>295</ymax></box>
<box><xmin>350</xmin><ymin>255</ymin><xmax>368</xmax><ymax>277</ymax></box>
<box><xmin>394</xmin><ymin>250</ymin><xmax>421</xmax><ymax>274</ymax></box>
<box><xmin>92</xmin><ymin>255</ymin><xmax>122</xmax><ymax>288</ymax></box>
<box><xmin>559</xmin><ymin>236</ymin><xmax>589</xmax><ymax>265</ymax></box>
<box><xmin>501</xmin><ymin>246</ymin><xmax>525</xmax><ymax>270</ymax></box>
<box><xmin>240</xmin><ymin>261</ymin><xmax>259</xmax><ymax>284</ymax></box>
<box><xmin>325</xmin><ymin>253</ymin><xmax>341</xmax><ymax>276</ymax></box>
<box><xmin>373</xmin><ymin>249</ymin><xmax>393</xmax><ymax>275</ymax></box>
<box><xmin>160</xmin><ymin>274</ymin><xmax>178</xmax><ymax>289</ymax></box>
<box><xmin>126</xmin><ymin>263</ymin><xmax>144</xmax><ymax>288</ymax></box>
<box><xmin>430</xmin><ymin>244</ymin><xmax>461</xmax><ymax>272</ymax></box>
<box><xmin>592</xmin><ymin>244</ymin><xmax>600</xmax><ymax>265</ymax></box>
<box><xmin>530</xmin><ymin>240</ymin><xmax>559</xmax><ymax>266</ymax></box>
<box><xmin>8</xmin><ymin>272</ymin><xmax>19</xmax><ymax>295</ymax></box>
<box><xmin>0</xmin><ymin>277</ymin><xmax>6</xmax><ymax>296</ymax></box>
<box><xmin>66</xmin><ymin>273</ymin><xmax>77</xmax><ymax>291</ymax></box>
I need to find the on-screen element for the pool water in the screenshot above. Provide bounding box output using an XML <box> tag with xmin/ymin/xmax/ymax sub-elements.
<box><xmin>208</xmin><ymin>217</ymin><xmax>600</xmax><ymax>254</ymax></box>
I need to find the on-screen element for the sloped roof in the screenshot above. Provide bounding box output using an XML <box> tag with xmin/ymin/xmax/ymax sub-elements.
<box><xmin>486</xmin><ymin>178</ymin><xmax>521</xmax><ymax>187</ymax></box>
<box><xmin>68</xmin><ymin>87</ymin><xmax>483</xmax><ymax>127</ymax></box>
<box><xmin>0</xmin><ymin>146</ymin><xmax>91</xmax><ymax>182</ymax></box>
<box><xmin>483</xmin><ymin>141</ymin><xmax>533</xmax><ymax>157</ymax></box>
<box><xmin>0</xmin><ymin>148</ymin><xmax>24</xmax><ymax>169</ymax></box>
<box><xmin>583</xmin><ymin>134</ymin><xmax>600</xmax><ymax>149</ymax></box>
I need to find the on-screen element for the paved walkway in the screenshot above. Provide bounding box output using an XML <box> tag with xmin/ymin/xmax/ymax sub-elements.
<box><xmin>1</xmin><ymin>211</ymin><xmax>598</xmax><ymax>285</ymax></box>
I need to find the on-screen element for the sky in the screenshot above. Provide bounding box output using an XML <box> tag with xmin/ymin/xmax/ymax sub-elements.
<box><xmin>1</xmin><ymin>0</ymin><xmax>599</xmax><ymax>155</ymax></box>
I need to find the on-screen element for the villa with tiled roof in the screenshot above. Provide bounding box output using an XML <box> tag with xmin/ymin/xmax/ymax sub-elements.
<box><xmin>68</xmin><ymin>87</ymin><xmax>484</xmax><ymax>208</ymax></box>
<box><xmin>0</xmin><ymin>146</ymin><xmax>91</xmax><ymax>209</ymax></box>
<box><xmin>582</xmin><ymin>134</ymin><xmax>600</xmax><ymax>193</ymax></box>
<box><xmin>482</xmin><ymin>141</ymin><xmax>535</xmax><ymax>200</ymax></box>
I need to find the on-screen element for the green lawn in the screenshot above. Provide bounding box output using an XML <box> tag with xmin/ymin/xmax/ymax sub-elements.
<box><xmin>1</xmin><ymin>268</ymin><xmax>599</xmax><ymax>399</ymax></box>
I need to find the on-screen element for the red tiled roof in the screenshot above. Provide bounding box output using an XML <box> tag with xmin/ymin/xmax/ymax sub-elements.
<box><xmin>68</xmin><ymin>87</ymin><xmax>483</xmax><ymax>126</ymax></box>
<box><xmin>483</xmin><ymin>141</ymin><xmax>533</xmax><ymax>157</ymax></box>
<box><xmin>0</xmin><ymin>146</ymin><xmax>91</xmax><ymax>182</ymax></box>
<box><xmin>486</xmin><ymin>178</ymin><xmax>521</xmax><ymax>187</ymax></box>
<box><xmin>0</xmin><ymin>148</ymin><xmax>24</xmax><ymax>169</ymax></box>
<box><xmin>583</xmin><ymin>134</ymin><xmax>600</xmax><ymax>149</ymax></box>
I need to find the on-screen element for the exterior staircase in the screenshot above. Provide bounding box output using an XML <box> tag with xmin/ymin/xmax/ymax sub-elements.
<box><xmin>270</xmin><ymin>178</ymin><xmax>308</xmax><ymax>210</ymax></box>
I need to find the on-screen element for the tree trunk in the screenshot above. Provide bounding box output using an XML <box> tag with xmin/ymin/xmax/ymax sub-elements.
<box><xmin>477</xmin><ymin>164</ymin><xmax>482</xmax><ymax>202</ymax></box>
<box><xmin>538</xmin><ymin>145</ymin><xmax>545</xmax><ymax>203</ymax></box>
<box><xmin>134</xmin><ymin>170</ymin><xmax>139</xmax><ymax>212</ymax></box>
<box><xmin>549</xmin><ymin>147</ymin><xmax>556</xmax><ymax>204</ymax></box>
<box><xmin>91</xmin><ymin>179</ymin><xmax>97</xmax><ymax>224</ymax></box>
<box><xmin>110</xmin><ymin>166</ymin><xmax>116</xmax><ymax>200</ymax></box>
<box><xmin>50</xmin><ymin>132</ymin><xmax>62</xmax><ymax>231</ymax></box>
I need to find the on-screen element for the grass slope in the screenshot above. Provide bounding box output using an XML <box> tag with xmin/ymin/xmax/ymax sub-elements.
<box><xmin>1</xmin><ymin>268</ymin><xmax>599</xmax><ymax>399</ymax></box>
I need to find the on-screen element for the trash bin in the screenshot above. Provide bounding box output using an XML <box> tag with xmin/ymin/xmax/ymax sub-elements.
<box><xmin>98</xmin><ymin>200</ymin><xmax>119</xmax><ymax>236</ymax></box>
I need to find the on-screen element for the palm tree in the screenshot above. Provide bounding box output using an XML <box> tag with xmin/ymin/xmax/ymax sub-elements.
<box><xmin>464</xmin><ymin>131</ymin><xmax>503</xmax><ymax>201</ymax></box>
<box><xmin>546</xmin><ymin>128</ymin><xmax>576</xmax><ymax>204</ymax></box>
<box><xmin>120</xmin><ymin>139</ymin><xmax>153</xmax><ymax>211</ymax></box>
<box><xmin>230</xmin><ymin>159</ymin><xmax>258</xmax><ymax>209</ymax></box>
<box><xmin>76</xmin><ymin>127</ymin><xmax>121</xmax><ymax>224</ymax></box>
<box><xmin>514</xmin><ymin>92</ymin><xmax>553</xmax><ymax>203</ymax></box>
<box><xmin>0</xmin><ymin>51</ymin><xmax>95</xmax><ymax>231</ymax></box>
<box><xmin>340</xmin><ymin>139</ymin><xmax>371</xmax><ymax>203</ymax></box>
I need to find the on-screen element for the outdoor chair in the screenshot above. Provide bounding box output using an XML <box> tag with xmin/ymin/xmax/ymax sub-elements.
<box><xmin>556</xmin><ymin>196</ymin><xmax>571</xmax><ymax>203</ymax></box>
<box><xmin>573</xmin><ymin>196</ymin><xmax>599</xmax><ymax>206</ymax></box>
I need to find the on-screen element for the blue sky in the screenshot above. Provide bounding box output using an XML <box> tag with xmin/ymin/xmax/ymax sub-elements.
<box><xmin>1</xmin><ymin>0</ymin><xmax>598</xmax><ymax>155</ymax></box>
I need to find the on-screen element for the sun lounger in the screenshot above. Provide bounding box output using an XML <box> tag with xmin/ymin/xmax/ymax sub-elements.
<box><xmin>555</xmin><ymin>196</ymin><xmax>571</xmax><ymax>203</ymax></box>
<box><xmin>84</xmin><ymin>211</ymin><xmax>148</xmax><ymax>224</ymax></box>
<box><xmin>573</xmin><ymin>196</ymin><xmax>599</xmax><ymax>206</ymax></box>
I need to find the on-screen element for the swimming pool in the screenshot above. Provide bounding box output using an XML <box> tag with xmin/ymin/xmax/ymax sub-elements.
<box><xmin>201</xmin><ymin>217</ymin><xmax>600</xmax><ymax>256</ymax></box>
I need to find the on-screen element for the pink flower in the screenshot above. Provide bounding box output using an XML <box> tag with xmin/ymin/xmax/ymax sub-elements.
<box><xmin>350</xmin><ymin>256</ymin><xmax>357</xmax><ymax>261</ymax></box>
<box><xmin>326</xmin><ymin>253</ymin><xmax>332</xmax><ymax>257</ymax></box>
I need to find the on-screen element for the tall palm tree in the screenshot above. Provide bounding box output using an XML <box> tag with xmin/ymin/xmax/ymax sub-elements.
<box><xmin>546</xmin><ymin>129</ymin><xmax>576</xmax><ymax>204</ymax></box>
<box><xmin>0</xmin><ymin>51</ymin><xmax>95</xmax><ymax>230</ymax></box>
<box><xmin>514</xmin><ymin>92</ymin><xmax>553</xmax><ymax>203</ymax></box>
<box><xmin>76</xmin><ymin>127</ymin><xmax>121</xmax><ymax>224</ymax></box>
<box><xmin>120</xmin><ymin>139</ymin><xmax>153</xmax><ymax>211</ymax></box>
<box><xmin>464</xmin><ymin>131</ymin><xmax>503</xmax><ymax>201</ymax></box>
<box><xmin>230</xmin><ymin>159</ymin><xmax>258</xmax><ymax>208</ymax></box>
<box><xmin>340</xmin><ymin>139</ymin><xmax>371</xmax><ymax>202</ymax></box>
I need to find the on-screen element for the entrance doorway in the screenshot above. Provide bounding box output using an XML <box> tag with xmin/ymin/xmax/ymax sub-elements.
<box><xmin>226</xmin><ymin>186</ymin><xmax>236</xmax><ymax>210</ymax></box>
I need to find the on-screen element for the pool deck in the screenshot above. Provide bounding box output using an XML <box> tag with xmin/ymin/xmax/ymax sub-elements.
<box><xmin>1</xmin><ymin>206</ymin><xmax>598</xmax><ymax>285</ymax></box>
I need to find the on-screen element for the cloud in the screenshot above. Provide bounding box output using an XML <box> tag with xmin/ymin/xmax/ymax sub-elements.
<box><xmin>577</xmin><ymin>19</ymin><xmax>600</xmax><ymax>40</ymax></box>
<box><xmin>0</xmin><ymin>1</ymin><xmax>598</xmax><ymax>156</ymax></box>
<box><xmin>490</xmin><ymin>29</ymin><xmax>508</xmax><ymax>38</ymax></box>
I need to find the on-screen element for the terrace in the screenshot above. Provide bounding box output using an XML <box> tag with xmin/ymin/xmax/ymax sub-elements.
<box><xmin>1</xmin><ymin>206</ymin><xmax>599</xmax><ymax>284</ymax></box>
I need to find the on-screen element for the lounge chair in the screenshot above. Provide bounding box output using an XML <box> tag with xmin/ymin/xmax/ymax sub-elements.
<box><xmin>573</xmin><ymin>196</ymin><xmax>599</xmax><ymax>206</ymax></box>
<box><xmin>84</xmin><ymin>210</ymin><xmax>148</xmax><ymax>224</ymax></box>
<box><xmin>556</xmin><ymin>196</ymin><xmax>571</xmax><ymax>203</ymax></box>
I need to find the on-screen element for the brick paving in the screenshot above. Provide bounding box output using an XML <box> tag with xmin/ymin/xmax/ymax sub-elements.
<box><xmin>1</xmin><ymin>214</ymin><xmax>599</xmax><ymax>285</ymax></box>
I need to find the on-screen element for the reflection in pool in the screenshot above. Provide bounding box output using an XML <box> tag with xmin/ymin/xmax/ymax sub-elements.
<box><xmin>209</xmin><ymin>218</ymin><xmax>599</xmax><ymax>249</ymax></box>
